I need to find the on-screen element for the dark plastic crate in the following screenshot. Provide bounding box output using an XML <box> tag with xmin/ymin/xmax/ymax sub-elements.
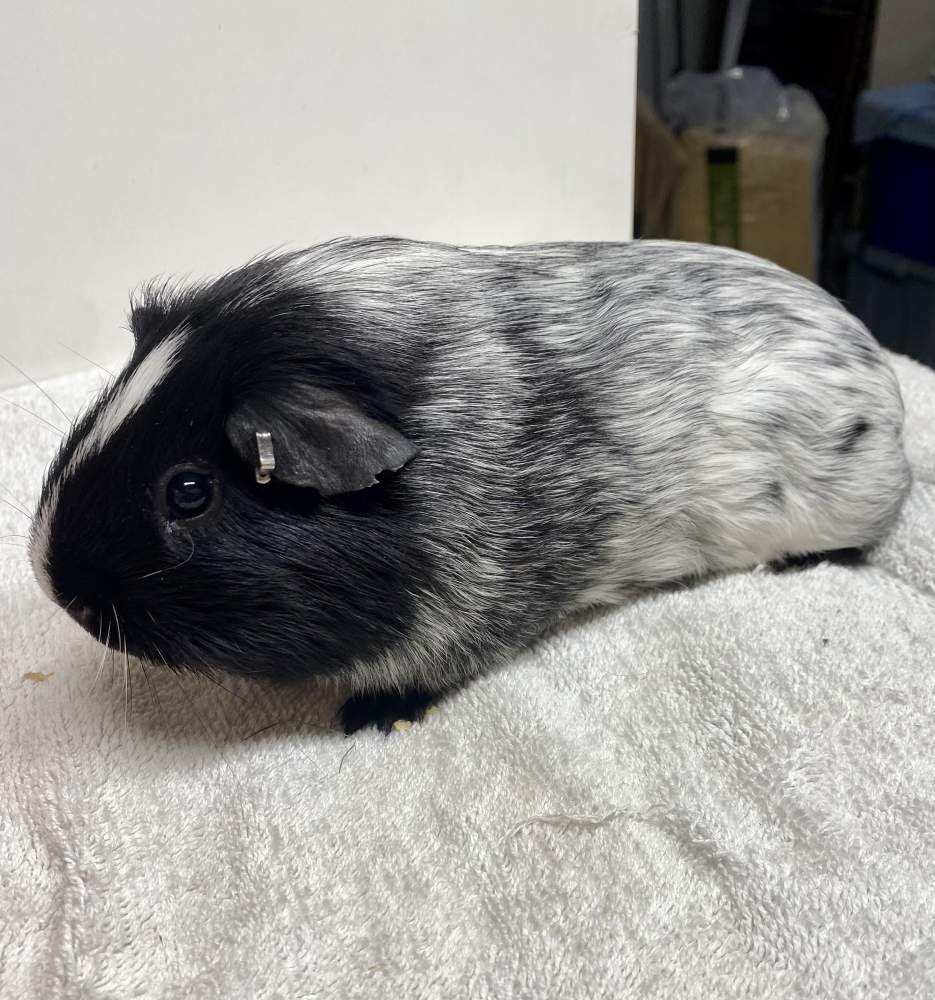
<box><xmin>866</xmin><ymin>138</ymin><xmax>935</xmax><ymax>267</ymax></box>
<box><xmin>846</xmin><ymin>243</ymin><xmax>935</xmax><ymax>369</ymax></box>
<box><xmin>854</xmin><ymin>83</ymin><xmax>935</xmax><ymax>268</ymax></box>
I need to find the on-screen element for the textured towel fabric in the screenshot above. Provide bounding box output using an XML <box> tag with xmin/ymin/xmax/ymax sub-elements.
<box><xmin>1</xmin><ymin>354</ymin><xmax>934</xmax><ymax>1000</ymax></box>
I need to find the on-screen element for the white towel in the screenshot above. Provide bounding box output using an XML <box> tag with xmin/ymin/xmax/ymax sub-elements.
<box><xmin>2</xmin><ymin>354</ymin><xmax>934</xmax><ymax>999</ymax></box>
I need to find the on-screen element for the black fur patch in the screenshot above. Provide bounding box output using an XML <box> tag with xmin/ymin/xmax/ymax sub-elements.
<box><xmin>839</xmin><ymin>420</ymin><xmax>870</xmax><ymax>454</ymax></box>
<box><xmin>765</xmin><ymin>481</ymin><xmax>784</xmax><ymax>507</ymax></box>
<box><xmin>41</xmin><ymin>258</ymin><xmax>438</xmax><ymax>680</ymax></box>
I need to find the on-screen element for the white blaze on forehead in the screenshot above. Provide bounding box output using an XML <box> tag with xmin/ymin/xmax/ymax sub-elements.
<box><xmin>28</xmin><ymin>329</ymin><xmax>187</xmax><ymax>602</ymax></box>
<box><xmin>69</xmin><ymin>330</ymin><xmax>187</xmax><ymax>467</ymax></box>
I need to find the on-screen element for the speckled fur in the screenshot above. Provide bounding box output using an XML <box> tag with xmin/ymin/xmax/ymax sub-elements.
<box><xmin>31</xmin><ymin>238</ymin><xmax>911</xmax><ymax>697</ymax></box>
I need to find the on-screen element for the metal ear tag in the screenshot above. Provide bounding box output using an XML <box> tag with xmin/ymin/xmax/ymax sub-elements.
<box><xmin>255</xmin><ymin>431</ymin><xmax>276</xmax><ymax>484</ymax></box>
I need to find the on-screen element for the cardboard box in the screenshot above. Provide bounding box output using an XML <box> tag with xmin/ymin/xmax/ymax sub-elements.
<box><xmin>634</xmin><ymin>95</ymin><xmax>686</xmax><ymax>238</ymax></box>
<box><xmin>671</xmin><ymin>127</ymin><xmax>820</xmax><ymax>280</ymax></box>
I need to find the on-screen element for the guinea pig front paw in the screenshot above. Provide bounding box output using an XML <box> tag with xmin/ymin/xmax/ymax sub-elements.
<box><xmin>338</xmin><ymin>687</ymin><xmax>437</xmax><ymax>736</ymax></box>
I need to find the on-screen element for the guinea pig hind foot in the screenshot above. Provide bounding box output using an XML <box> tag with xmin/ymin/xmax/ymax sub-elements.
<box><xmin>769</xmin><ymin>547</ymin><xmax>865</xmax><ymax>572</ymax></box>
<box><xmin>338</xmin><ymin>686</ymin><xmax>439</xmax><ymax>736</ymax></box>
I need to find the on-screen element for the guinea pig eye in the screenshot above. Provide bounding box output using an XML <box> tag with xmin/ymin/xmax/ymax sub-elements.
<box><xmin>166</xmin><ymin>470</ymin><xmax>214</xmax><ymax>519</ymax></box>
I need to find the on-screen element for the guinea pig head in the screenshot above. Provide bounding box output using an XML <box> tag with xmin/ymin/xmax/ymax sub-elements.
<box><xmin>29</xmin><ymin>285</ymin><xmax>420</xmax><ymax>678</ymax></box>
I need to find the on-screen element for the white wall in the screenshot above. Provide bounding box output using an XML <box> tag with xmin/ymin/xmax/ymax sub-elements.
<box><xmin>871</xmin><ymin>0</ymin><xmax>935</xmax><ymax>88</ymax></box>
<box><xmin>0</xmin><ymin>1</ymin><xmax>638</xmax><ymax>390</ymax></box>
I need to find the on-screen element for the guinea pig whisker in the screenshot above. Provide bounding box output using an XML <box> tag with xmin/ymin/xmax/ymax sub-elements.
<box><xmin>240</xmin><ymin>720</ymin><xmax>283</xmax><ymax>741</ymax></box>
<box><xmin>201</xmin><ymin>669</ymin><xmax>249</xmax><ymax>704</ymax></box>
<box><xmin>37</xmin><ymin>600</ymin><xmax>69</xmax><ymax>634</ymax></box>
<box><xmin>144</xmin><ymin>618</ymin><xmax>175</xmax><ymax>670</ymax></box>
<box><xmin>58</xmin><ymin>343</ymin><xmax>115</xmax><ymax>378</ymax></box>
<box><xmin>0</xmin><ymin>497</ymin><xmax>33</xmax><ymax>522</ymax></box>
<box><xmin>0</xmin><ymin>395</ymin><xmax>66</xmax><ymax>436</ymax></box>
<box><xmin>145</xmin><ymin>636</ymin><xmax>194</xmax><ymax>729</ymax></box>
<box><xmin>138</xmin><ymin>657</ymin><xmax>169</xmax><ymax>729</ymax></box>
<box><xmin>0</xmin><ymin>352</ymin><xmax>74</xmax><ymax>425</ymax></box>
<box><xmin>0</xmin><ymin>534</ymin><xmax>28</xmax><ymax>540</ymax></box>
<box><xmin>111</xmin><ymin>604</ymin><xmax>123</xmax><ymax>654</ymax></box>
<box><xmin>90</xmin><ymin>622</ymin><xmax>112</xmax><ymax>694</ymax></box>
<box><xmin>136</xmin><ymin>535</ymin><xmax>196</xmax><ymax>581</ymax></box>
<box><xmin>110</xmin><ymin>603</ymin><xmax>130</xmax><ymax>724</ymax></box>
<box><xmin>162</xmin><ymin>658</ymin><xmax>253</xmax><ymax>798</ymax></box>
<box><xmin>167</xmin><ymin>667</ymin><xmax>219</xmax><ymax>744</ymax></box>
<box><xmin>0</xmin><ymin>484</ymin><xmax>33</xmax><ymax>515</ymax></box>
<box><xmin>123</xmin><ymin>644</ymin><xmax>133</xmax><ymax>732</ymax></box>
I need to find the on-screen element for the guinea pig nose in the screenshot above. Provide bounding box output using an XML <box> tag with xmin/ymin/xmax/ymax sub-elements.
<box><xmin>66</xmin><ymin>602</ymin><xmax>96</xmax><ymax>630</ymax></box>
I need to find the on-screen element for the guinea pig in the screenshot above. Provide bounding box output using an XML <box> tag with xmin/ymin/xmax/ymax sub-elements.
<box><xmin>29</xmin><ymin>238</ymin><xmax>910</xmax><ymax>732</ymax></box>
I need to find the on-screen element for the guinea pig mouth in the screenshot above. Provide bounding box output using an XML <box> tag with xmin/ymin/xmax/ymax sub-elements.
<box><xmin>65</xmin><ymin>602</ymin><xmax>97</xmax><ymax>632</ymax></box>
<box><xmin>65</xmin><ymin>600</ymin><xmax>145</xmax><ymax>657</ymax></box>
<box><xmin>65</xmin><ymin>601</ymin><xmax>110</xmax><ymax>643</ymax></box>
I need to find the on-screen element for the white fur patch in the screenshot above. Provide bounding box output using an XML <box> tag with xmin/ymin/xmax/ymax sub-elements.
<box><xmin>68</xmin><ymin>331</ymin><xmax>187</xmax><ymax>472</ymax></box>
<box><xmin>29</xmin><ymin>330</ymin><xmax>187</xmax><ymax>599</ymax></box>
<box><xmin>307</xmin><ymin>238</ymin><xmax>909</xmax><ymax>691</ymax></box>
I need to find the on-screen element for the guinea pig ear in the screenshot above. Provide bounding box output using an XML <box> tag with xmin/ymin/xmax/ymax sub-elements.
<box><xmin>128</xmin><ymin>300</ymin><xmax>170</xmax><ymax>353</ymax></box>
<box><xmin>224</xmin><ymin>386</ymin><xmax>419</xmax><ymax>496</ymax></box>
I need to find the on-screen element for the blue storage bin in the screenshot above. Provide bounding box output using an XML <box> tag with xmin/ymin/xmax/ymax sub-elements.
<box><xmin>854</xmin><ymin>83</ymin><xmax>935</xmax><ymax>267</ymax></box>
<box><xmin>866</xmin><ymin>138</ymin><xmax>935</xmax><ymax>266</ymax></box>
<box><xmin>846</xmin><ymin>243</ymin><xmax>935</xmax><ymax>369</ymax></box>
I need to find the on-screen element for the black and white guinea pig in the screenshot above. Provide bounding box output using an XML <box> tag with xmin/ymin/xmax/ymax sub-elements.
<box><xmin>30</xmin><ymin>238</ymin><xmax>910</xmax><ymax>732</ymax></box>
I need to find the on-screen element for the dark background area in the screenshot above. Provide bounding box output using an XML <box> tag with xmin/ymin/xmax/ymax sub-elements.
<box><xmin>636</xmin><ymin>0</ymin><xmax>935</xmax><ymax>368</ymax></box>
